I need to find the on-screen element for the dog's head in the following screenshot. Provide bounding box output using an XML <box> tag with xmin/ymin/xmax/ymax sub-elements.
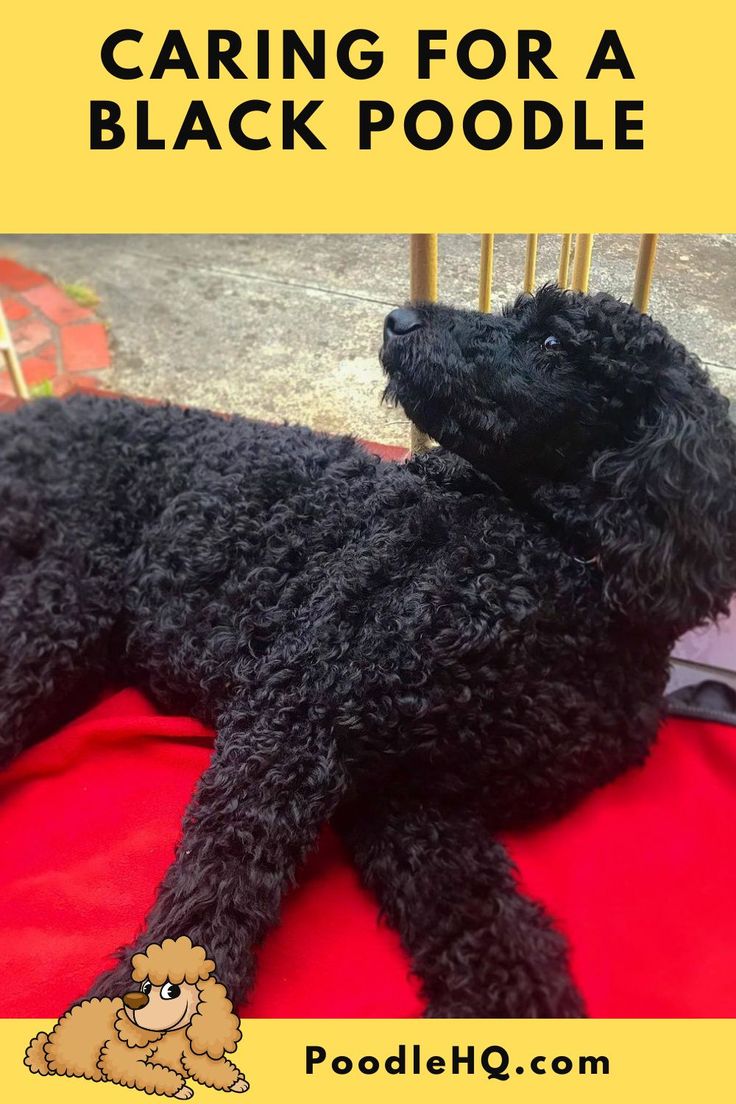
<box><xmin>382</xmin><ymin>286</ymin><xmax>736</xmax><ymax>633</ymax></box>
<box><xmin>119</xmin><ymin>937</ymin><xmax>241</xmax><ymax>1059</ymax></box>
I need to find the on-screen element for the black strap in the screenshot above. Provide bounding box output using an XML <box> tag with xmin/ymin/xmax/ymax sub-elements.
<box><xmin>666</xmin><ymin>679</ymin><xmax>736</xmax><ymax>728</ymax></box>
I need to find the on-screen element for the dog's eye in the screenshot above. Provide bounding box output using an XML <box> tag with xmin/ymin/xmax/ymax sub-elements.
<box><xmin>542</xmin><ymin>335</ymin><xmax>561</xmax><ymax>351</ymax></box>
<box><xmin>140</xmin><ymin>980</ymin><xmax>152</xmax><ymax>995</ymax></box>
<box><xmin>160</xmin><ymin>983</ymin><xmax>181</xmax><ymax>1000</ymax></box>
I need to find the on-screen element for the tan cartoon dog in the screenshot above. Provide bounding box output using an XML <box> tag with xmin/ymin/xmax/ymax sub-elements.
<box><xmin>25</xmin><ymin>937</ymin><xmax>249</xmax><ymax>1098</ymax></box>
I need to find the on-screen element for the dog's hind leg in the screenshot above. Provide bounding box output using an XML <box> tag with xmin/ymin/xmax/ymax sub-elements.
<box><xmin>0</xmin><ymin>530</ymin><xmax>121</xmax><ymax>769</ymax></box>
<box><xmin>335</xmin><ymin>795</ymin><xmax>585</xmax><ymax>1018</ymax></box>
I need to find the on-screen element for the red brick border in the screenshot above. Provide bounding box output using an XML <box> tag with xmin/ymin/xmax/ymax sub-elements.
<box><xmin>0</xmin><ymin>259</ymin><xmax>112</xmax><ymax>396</ymax></box>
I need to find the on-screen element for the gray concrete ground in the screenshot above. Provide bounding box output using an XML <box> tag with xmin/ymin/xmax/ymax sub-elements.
<box><xmin>1</xmin><ymin>234</ymin><xmax>734</xmax><ymax>445</ymax></box>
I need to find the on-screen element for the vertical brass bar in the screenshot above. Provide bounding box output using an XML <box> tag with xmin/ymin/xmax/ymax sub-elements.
<box><xmin>409</xmin><ymin>234</ymin><xmax>438</xmax><ymax>454</ymax></box>
<box><xmin>570</xmin><ymin>233</ymin><xmax>594</xmax><ymax>293</ymax></box>
<box><xmin>523</xmin><ymin>234</ymin><xmax>538</xmax><ymax>293</ymax></box>
<box><xmin>558</xmin><ymin>233</ymin><xmax>573</xmax><ymax>288</ymax></box>
<box><xmin>0</xmin><ymin>298</ymin><xmax>30</xmax><ymax>400</ymax></box>
<box><xmin>410</xmin><ymin>233</ymin><xmax>438</xmax><ymax>303</ymax></box>
<box><xmin>632</xmin><ymin>233</ymin><xmax>658</xmax><ymax>313</ymax></box>
<box><xmin>410</xmin><ymin>423</ymin><xmax>432</xmax><ymax>454</ymax></box>
<box><xmin>478</xmin><ymin>233</ymin><xmax>494</xmax><ymax>312</ymax></box>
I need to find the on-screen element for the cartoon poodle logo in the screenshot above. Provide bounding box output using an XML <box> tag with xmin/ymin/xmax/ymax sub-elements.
<box><xmin>25</xmin><ymin>936</ymin><xmax>249</xmax><ymax>1098</ymax></box>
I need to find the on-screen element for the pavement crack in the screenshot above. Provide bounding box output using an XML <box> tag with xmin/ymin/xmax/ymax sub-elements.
<box><xmin>116</xmin><ymin>247</ymin><xmax>398</xmax><ymax>310</ymax></box>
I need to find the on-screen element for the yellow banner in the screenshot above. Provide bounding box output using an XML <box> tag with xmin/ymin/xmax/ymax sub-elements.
<box><xmin>1</xmin><ymin>1</ymin><xmax>734</xmax><ymax>231</ymax></box>
<box><xmin>3</xmin><ymin>1018</ymin><xmax>735</xmax><ymax>1100</ymax></box>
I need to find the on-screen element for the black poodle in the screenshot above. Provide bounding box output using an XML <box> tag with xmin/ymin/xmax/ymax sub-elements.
<box><xmin>1</xmin><ymin>286</ymin><xmax>735</xmax><ymax>1017</ymax></box>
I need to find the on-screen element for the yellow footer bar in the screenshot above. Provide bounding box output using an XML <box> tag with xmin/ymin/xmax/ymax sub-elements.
<box><xmin>3</xmin><ymin>1017</ymin><xmax>733</xmax><ymax>1101</ymax></box>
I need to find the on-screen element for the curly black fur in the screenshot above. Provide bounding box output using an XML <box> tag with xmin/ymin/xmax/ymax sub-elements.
<box><xmin>1</xmin><ymin>287</ymin><xmax>735</xmax><ymax>1017</ymax></box>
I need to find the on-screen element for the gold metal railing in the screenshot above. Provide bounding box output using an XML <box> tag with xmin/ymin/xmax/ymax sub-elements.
<box><xmin>632</xmin><ymin>234</ymin><xmax>658</xmax><ymax>313</ymax></box>
<box><xmin>557</xmin><ymin>234</ymin><xmax>573</xmax><ymax>289</ymax></box>
<box><xmin>570</xmin><ymin>233</ymin><xmax>595</xmax><ymax>293</ymax></box>
<box><xmin>0</xmin><ymin>297</ymin><xmax>30</xmax><ymax>400</ymax></box>
<box><xmin>408</xmin><ymin>236</ymin><xmax>439</xmax><ymax>454</ymax></box>
<box><xmin>478</xmin><ymin>234</ymin><xmax>494</xmax><ymax>313</ymax></box>
<box><xmin>408</xmin><ymin>233</ymin><xmax>659</xmax><ymax>453</ymax></box>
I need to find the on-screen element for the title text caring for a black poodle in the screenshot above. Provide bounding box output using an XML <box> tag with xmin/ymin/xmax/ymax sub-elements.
<box><xmin>90</xmin><ymin>27</ymin><xmax>644</xmax><ymax>151</ymax></box>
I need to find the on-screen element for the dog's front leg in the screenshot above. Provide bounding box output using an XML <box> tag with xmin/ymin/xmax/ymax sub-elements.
<box><xmin>182</xmin><ymin>1051</ymin><xmax>249</xmax><ymax>1092</ymax></box>
<box><xmin>86</xmin><ymin>691</ymin><xmax>347</xmax><ymax>1004</ymax></box>
<box><xmin>97</xmin><ymin>1039</ymin><xmax>188</xmax><ymax>1097</ymax></box>
<box><xmin>336</xmin><ymin>796</ymin><xmax>585</xmax><ymax>1018</ymax></box>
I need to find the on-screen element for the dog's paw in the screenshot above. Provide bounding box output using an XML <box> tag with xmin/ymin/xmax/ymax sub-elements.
<box><xmin>174</xmin><ymin>1087</ymin><xmax>194</xmax><ymax>1100</ymax></box>
<box><xmin>231</xmin><ymin>1076</ymin><xmax>250</xmax><ymax>1092</ymax></box>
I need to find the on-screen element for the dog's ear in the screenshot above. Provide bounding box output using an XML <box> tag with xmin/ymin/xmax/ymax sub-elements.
<box><xmin>186</xmin><ymin>976</ymin><xmax>241</xmax><ymax>1060</ymax></box>
<box><xmin>590</xmin><ymin>363</ymin><xmax>736</xmax><ymax>634</ymax></box>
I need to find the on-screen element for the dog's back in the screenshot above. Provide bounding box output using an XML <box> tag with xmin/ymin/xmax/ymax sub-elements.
<box><xmin>1</xmin><ymin>391</ymin><xmax>670</xmax><ymax>808</ymax></box>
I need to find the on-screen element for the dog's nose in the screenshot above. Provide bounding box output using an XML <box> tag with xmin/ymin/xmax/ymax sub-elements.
<box><xmin>384</xmin><ymin>308</ymin><xmax>424</xmax><ymax>339</ymax></box>
<box><xmin>123</xmin><ymin>992</ymin><xmax>150</xmax><ymax>1010</ymax></box>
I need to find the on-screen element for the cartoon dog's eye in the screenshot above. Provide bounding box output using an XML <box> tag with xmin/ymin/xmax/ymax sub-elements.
<box><xmin>140</xmin><ymin>980</ymin><xmax>152</xmax><ymax>995</ymax></box>
<box><xmin>160</xmin><ymin>983</ymin><xmax>181</xmax><ymax>1000</ymax></box>
<box><xmin>542</xmin><ymin>335</ymin><xmax>561</xmax><ymax>351</ymax></box>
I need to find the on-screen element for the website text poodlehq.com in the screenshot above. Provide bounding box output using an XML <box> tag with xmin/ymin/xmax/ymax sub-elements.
<box><xmin>305</xmin><ymin>1043</ymin><xmax>610</xmax><ymax>1081</ymax></box>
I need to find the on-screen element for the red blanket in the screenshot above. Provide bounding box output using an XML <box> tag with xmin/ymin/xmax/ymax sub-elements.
<box><xmin>1</xmin><ymin>687</ymin><xmax>734</xmax><ymax>1018</ymax></box>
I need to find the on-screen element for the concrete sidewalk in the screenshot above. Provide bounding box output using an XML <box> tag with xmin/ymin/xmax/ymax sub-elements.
<box><xmin>1</xmin><ymin>234</ymin><xmax>734</xmax><ymax>445</ymax></box>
